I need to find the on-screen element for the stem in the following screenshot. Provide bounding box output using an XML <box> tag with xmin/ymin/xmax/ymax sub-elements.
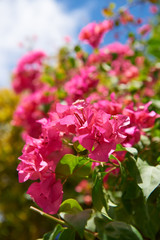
<box><xmin>89</xmin><ymin>159</ymin><xmax>104</xmax><ymax>164</ymax></box>
<box><xmin>30</xmin><ymin>206</ymin><xmax>100</xmax><ymax>239</ymax></box>
<box><xmin>30</xmin><ymin>206</ymin><xmax>65</xmax><ymax>225</ymax></box>
<box><xmin>108</xmin><ymin>160</ymin><xmax>119</xmax><ymax>167</ymax></box>
<box><xmin>105</xmin><ymin>167</ymin><xmax>117</xmax><ymax>175</ymax></box>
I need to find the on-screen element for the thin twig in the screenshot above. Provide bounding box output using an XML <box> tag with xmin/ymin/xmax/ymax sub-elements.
<box><xmin>30</xmin><ymin>206</ymin><xmax>65</xmax><ymax>225</ymax></box>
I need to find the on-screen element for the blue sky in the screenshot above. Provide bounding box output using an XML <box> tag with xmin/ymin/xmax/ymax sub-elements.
<box><xmin>0</xmin><ymin>0</ymin><xmax>152</xmax><ymax>88</ymax></box>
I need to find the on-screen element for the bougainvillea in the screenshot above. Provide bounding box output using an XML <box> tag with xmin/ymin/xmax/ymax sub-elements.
<box><xmin>11</xmin><ymin>0</ymin><xmax>160</xmax><ymax>239</ymax></box>
<box><xmin>12</xmin><ymin>50</ymin><xmax>46</xmax><ymax>93</ymax></box>
<box><xmin>79</xmin><ymin>20</ymin><xmax>113</xmax><ymax>48</ymax></box>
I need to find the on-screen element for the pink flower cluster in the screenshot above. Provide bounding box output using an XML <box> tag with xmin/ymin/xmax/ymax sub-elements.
<box><xmin>17</xmin><ymin>115</ymin><xmax>70</xmax><ymax>213</ymax></box>
<box><xmin>88</xmin><ymin>42</ymin><xmax>133</xmax><ymax>64</ymax></box>
<box><xmin>79</xmin><ymin>20</ymin><xmax>113</xmax><ymax>48</ymax></box>
<box><xmin>12</xmin><ymin>51</ymin><xmax>46</xmax><ymax>93</ymax></box>
<box><xmin>138</xmin><ymin>24</ymin><xmax>151</xmax><ymax>36</ymax></box>
<box><xmin>87</xmin><ymin>95</ymin><xmax>158</xmax><ymax>148</ymax></box>
<box><xmin>65</xmin><ymin>66</ymin><xmax>99</xmax><ymax>102</ymax></box>
<box><xmin>17</xmin><ymin>99</ymin><xmax>129</xmax><ymax>213</ymax></box>
<box><xmin>17</xmin><ymin>97</ymin><xmax>158</xmax><ymax>213</ymax></box>
<box><xmin>88</xmin><ymin>42</ymin><xmax>139</xmax><ymax>83</ymax></box>
<box><xmin>12</xmin><ymin>86</ymin><xmax>57</xmax><ymax>138</ymax></box>
<box><xmin>122</xmin><ymin>102</ymin><xmax>158</xmax><ymax>146</ymax></box>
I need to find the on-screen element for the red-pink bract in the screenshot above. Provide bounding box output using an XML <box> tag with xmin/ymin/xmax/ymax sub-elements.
<box><xmin>27</xmin><ymin>176</ymin><xmax>63</xmax><ymax>214</ymax></box>
<box><xmin>12</xmin><ymin>50</ymin><xmax>46</xmax><ymax>93</ymax></box>
<box><xmin>79</xmin><ymin>20</ymin><xmax>113</xmax><ymax>48</ymax></box>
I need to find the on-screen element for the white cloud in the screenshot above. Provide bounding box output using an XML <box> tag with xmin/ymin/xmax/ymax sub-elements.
<box><xmin>0</xmin><ymin>0</ymin><xmax>90</xmax><ymax>88</ymax></box>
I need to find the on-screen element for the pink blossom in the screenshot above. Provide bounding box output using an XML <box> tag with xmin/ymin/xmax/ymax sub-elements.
<box><xmin>65</xmin><ymin>66</ymin><xmax>99</xmax><ymax>101</ymax></box>
<box><xmin>138</xmin><ymin>24</ymin><xmax>151</xmax><ymax>36</ymax></box>
<box><xmin>27</xmin><ymin>176</ymin><xmax>63</xmax><ymax>214</ymax></box>
<box><xmin>122</xmin><ymin>102</ymin><xmax>158</xmax><ymax>147</ymax></box>
<box><xmin>109</xmin><ymin>57</ymin><xmax>139</xmax><ymax>83</ymax></box>
<box><xmin>150</xmin><ymin>5</ymin><xmax>158</xmax><ymax>14</ymax></box>
<box><xmin>135</xmin><ymin>56</ymin><xmax>145</xmax><ymax>68</ymax></box>
<box><xmin>134</xmin><ymin>102</ymin><xmax>158</xmax><ymax>129</ymax></box>
<box><xmin>17</xmin><ymin>96</ymin><xmax>158</xmax><ymax>214</ymax></box>
<box><xmin>87</xmin><ymin>43</ymin><xmax>138</xmax><ymax>83</ymax></box>
<box><xmin>72</xmin><ymin>103</ymin><xmax>129</xmax><ymax>161</ymax></box>
<box><xmin>64</xmin><ymin>36</ymin><xmax>71</xmax><ymax>43</ymax></box>
<box><xmin>46</xmin><ymin>100</ymin><xmax>130</xmax><ymax>162</ymax></box>
<box><xmin>102</xmin><ymin>42</ymin><xmax>134</xmax><ymax>56</ymax></box>
<box><xmin>12</xmin><ymin>50</ymin><xmax>46</xmax><ymax>93</ymax></box>
<box><xmin>123</xmin><ymin>126</ymin><xmax>141</xmax><ymax>147</ymax></box>
<box><xmin>79</xmin><ymin>20</ymin><xmax>113</xmax><ymax>48</ymax></box>
<box><xmin>119</xmin><ymin>10</ymin><xmax>134</xmax><ymax>25</ymax></box>
<box><xmin>12</xmin><ymin>86</ymin><xmax>57</xmax><ymax>138</ymax></box>
<box><xmin>92</xmin><ymin>99</ymin><xmax>122</xmax><ymax>115</ymax></box>
<box><xmin>75</xmin><ymin>180</ymin><xmax>91</xmax><ymax>193</ymax></box>
<box><xmin>87</xmin><ymin>42</ymin><xmax>133</xmax><ymax>65</ymax></box>
<box><xmin>75</xmin><ymin>180</ymin><xmax>92</xmax><ymax>205</ymax></box>
<box><xmin>136</xmin><ymin>18</ymin><xmax>143</xmax><ymax>25</ymax></box>
<box><xmin>17</xmin><ymin>149</ymin><xmax>48</xmax><ymax>183</ymax></box>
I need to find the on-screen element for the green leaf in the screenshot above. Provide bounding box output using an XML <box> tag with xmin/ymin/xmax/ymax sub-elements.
<box><xmin>115</xmin><ymin>144</ymin><xmax>126</xmax><ymax>151</ymax></box>
<box><xmin>92</xmin><ymin>173</ymin><xmax>108</xmax><ymax>214</ymax></box>
<box><xmin>157</xmin><ymin>156</ymin><xmax>160</xmax><ymax>162</ymax></box>
<box><xmin>126</xmin><ymin>147</ymin><xmax>138</xmax><ymax>157</ymax></box>
<box><xmin>59</xmin><ymin>199</ymin><xmax>82</xmax><ymax>214</ymax></box>
<box><xmin>137</xmin><ymin>158</ymin><xmax>160</xmax><ymax>199</ymax></box>
<box><xmin>55</xmin><ymin>154</ymin><xmax>78</xmax><ymax>177</ymax></box>
<box><xmin>74</xmin><ymin>45</ymin><xmax>81</xmax><ymax>52</ymax></box>
<box><xmin>140</xmin><ymin>135</ymin><xmax>150</xmax><ymax>146</ymax></box>
<box><xmin>59</xmin><ymin>228</ymin><xmax>75</xmax><ymax>240</ymax></box>
<box><xmin>151</xmin><ymin>99</ymin><xmax>160</xmax><ymax>109</ymax></box>
<box><xmin>60</xmin><ymin>209</ymin><xmax>92</xmax><ymax>239</ymax></box>
<box><xmin>43</xmin><ymin>224</ymin><xmax>63</xmax><ymax>240</ymax></box>
<box><xmin>73</xmin><ymin>157</ymin><xmax>92</xmax><ymax>177</ymax></box>
<box><xmin>73</xmin><ymin>141</ymin><xmax>86</xmax><ymax>152</ymax></box>
<box><xmin>41</xmin><ymin>75</ymin><xmax>54</xmax><ymax>86</ymax></box>
<box><xmin>95</xmin><ymin>219</ymin><xmax>143</xmax><ymax>240</ymax></box>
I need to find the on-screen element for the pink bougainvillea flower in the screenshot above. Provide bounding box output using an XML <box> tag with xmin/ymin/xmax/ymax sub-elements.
<box><xmin>135</xmin><ymin>56</ymin><xmax>145</xmax><ymax>68</ymax></box>
<box><xmin>136</xmin><ymin>18</ymin><xmax>143</xmax><ymax>25</ymax></box>
<box><xmin>122</xmin><ymin>102</ymin><xmax>159</xmax><ymax>147</ymax></box>
<box><xmin>75</xmin><ymin>179</ymin><xmax>91</xmax><ymax>194</ymax></box>
<box><xmin>102</xmin><ymin>42</ymin><xmax>134</xmax><ymax>56</ymax></box>
<box><xmin>12</xmin><ymin>50</ymin><xmax>46</xmax><ymax>93</ymax></box>
<box><xmin>138</xmin><ymin>24</ymin><xmax>151</xmax><ymax>36</ymax></box>
<box><xmin>109</xmin><ymin>57</ymin><xmax>139</xmax><ymax>83</ymax></box>
<box><xmin>119</xmin><ymin>10</ymin><xmax>134</xmax><ymax>25</ymax></box>
<box><xmin>17</xmin><ymin>149</ymin><xmax>48</xmax><ymax>183</ymax></box>
<box><xmin>12</xmin><ymin>86</ymin><xmax>57</xmax><ymax>138</ymax></box>
<box><xmin>134</xmin><ymin>102</ymin><xmax>158</xmax><ymax>129</ymax></box>
<box><xmin>79</xmin><ymin>20</ymin><xmax>113</xmax><ymax>48</ymax></box>
<box><xmin>92</xmin><ymin>99</ymin><xmax>123</xmax><ymax>115</ymax></box>
<box><xmin>17</xmin><ymin>95</ymin><xmax>159</xmax><ymax>214</ymax></box>
<box><xmin>123</xmin><ymin>126</ymin><xmax>141</xmax><ymax>147</ymax></box>
<box><xmin>87</xmin><ymin>42</ymin><xmax>133</xmax><ymax>66</ymax></box>
<box><xmin>87</xmin><ymin>42</ymin><xmax>138</xmax><ymax>83</ymax></box>
<box><xmin>65</xmin><ymin>66</ymin><xmax>99</xmax><ymax>101</ymax></box>
<box><xmin>27</xmin><ymin>176</ymin><xmax>63</xmax><ymax>214</ymax></box>
<box><xmin>64</xmin><ymin>36</ymin><xmax>71</xmax><ymax>43</ymax></box>
<box><xmin>150</xmin><ymin>5</ymin><xmax>158</xmax><ymax>14</ymax></box>
<box><xmin>72</xmin><ymin>103</ymin><xmax>130</xmax><ymax>162</ymax></box>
